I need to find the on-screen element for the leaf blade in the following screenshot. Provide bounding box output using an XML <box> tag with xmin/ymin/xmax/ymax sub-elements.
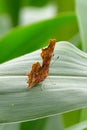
<box><xmin>0</xmin><ymin>13</ymin><xmax>76</xmax><ymax>63</ymax></box>
<box><xmin>0</xmin><ymin>42</ymin><xmax>87</xmax><ymax>123</ymax></box>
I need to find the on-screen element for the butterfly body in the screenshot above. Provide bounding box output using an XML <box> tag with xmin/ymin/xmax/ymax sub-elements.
<box><xmin>27</xmin><ymin>39</ymin><xmax>56</xmax><ymax>88</ymax></box>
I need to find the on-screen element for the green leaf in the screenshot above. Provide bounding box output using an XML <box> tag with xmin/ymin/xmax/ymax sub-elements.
<box><xmin>43</xmin><ymin>115</ymin><xmax>64</xmax><ymax>130</ymax></box>
<box><xmin>0</xmin><ymin>123</ymin><xmax>19</xmax><ymax>130</ymax></box>
<box><xmin>0</xmin><ymin>0</ymin><xmax>6</xmax><ymax>13</ymax></box>
<box><xmin>21</xmin><ymin>118</ymin><xmax>47</xmax><ymax>130</ymax></box>
<box><xmin>62</xmin><ymin>110</ymin><xmax>80</xmax><ymax>128</ymax></box>
<box><xmin>76</xmin><ymin>0</ymin><xmax>87</xmax><ymax>52</ymax></box>
<box><xmin>76</xmin><ymin>1</ymin><xmax>87</xmax><ymax>128</ymax></box>
<box><xmin>65</xmin><ymin>120</ymin><xmax>87</xmax><ymax>130</ymax></box>
<box><xmin>4</xmin><ymin>0</ymin><xmax>21</xmax><ymax>27</ymax></box>
<box><xmin>55</xmin><ymin>0</ymin><xmax>75</xmax><ymax>13</ymax></box>
<box><xmin>22</xmin><ymin>0</ymin><xmax>50</xmax><ymax>7</ymax></box>
<box><xmin>0</xmin><ymin>13</ymin><xmax>77</xmax><ymax>63</ymax></box>
<box><xmin>21</xmin><ymin>115</ymin><xmax>63</xmax><ymax>130</ymax></box>
<box><xmin>0</xmin><ymin>41</ymin><xmax>87</xmax><ymax>123</ymax></box>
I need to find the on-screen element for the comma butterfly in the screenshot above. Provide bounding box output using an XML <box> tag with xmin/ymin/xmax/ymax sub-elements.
<box><xmin>27</xmin><ymin>39</ymin><xmax>56</xmax><ymax>88</ymax></box>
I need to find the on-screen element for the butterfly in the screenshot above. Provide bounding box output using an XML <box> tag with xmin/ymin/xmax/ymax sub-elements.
<box><xmin>27</xmin><ymin>39</ymin><xmax>56</xmax><ymax>88</ymax></box>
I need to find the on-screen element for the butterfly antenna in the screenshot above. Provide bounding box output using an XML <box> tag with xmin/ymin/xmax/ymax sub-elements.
<box><xmin>50</xmin><ymin>55</ymin><xmax>59</xmax><ymax>66</ymax></box>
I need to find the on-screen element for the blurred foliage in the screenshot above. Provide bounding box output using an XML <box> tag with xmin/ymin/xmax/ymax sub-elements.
<box><xmin>21</xmin><ymin>116</ymin><xmax>63</xmax><ymax>130</ymax></box>
<box><xmin>0</xmin><ymin>0</ymin><xmax>6</xmax><ymax>13</ymax></box>
<box><xmin>0</xmin><ymin>13</ymin><xmax>77</xmax><ymax>63</ymax></box>
<box><xmin>0</xmin><ymin>0</ymin><xmax>86</xmax><ymax>130</ymax></box>
<box><xmin>54</xmin><ymin>0</ymin><xmax>75</xmax><ymax>13</ymax></box>
<box><xmin>4</xmin><ymin>0</ymin><xmax>21</xmax><ymax>26</ymax></box>
<box><xmin>62</xmin><ymin>110</ymin><xmax>81</xmax><ymax>128</ymax></box>
<box><xmin>0</xmin><ymin>0</ymin><xmax>75</xmax><ymax>27</ymax></box>
<box><xmin>22</xmin><ymin>0</ymin><xmax>50</xmax><ymax>7</ymax></box>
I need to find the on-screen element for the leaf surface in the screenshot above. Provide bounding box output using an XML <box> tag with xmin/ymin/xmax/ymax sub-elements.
<box><xmin>0</xmin><ymin>42</ymin><xmax>87</xmax><ymax>123</ymax></box>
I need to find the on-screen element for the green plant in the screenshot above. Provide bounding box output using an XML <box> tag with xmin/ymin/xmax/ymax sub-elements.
<box><xmin>0</xmin><ymin>0</ymin><xmax>87</xmax><ymax>130</ymax></box>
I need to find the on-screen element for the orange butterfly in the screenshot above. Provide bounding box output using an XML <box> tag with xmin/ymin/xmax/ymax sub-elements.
<box><xmin>27</xmin><ymin>39</ymin><xmax>56</xmax><ymax>88</ymax></box>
